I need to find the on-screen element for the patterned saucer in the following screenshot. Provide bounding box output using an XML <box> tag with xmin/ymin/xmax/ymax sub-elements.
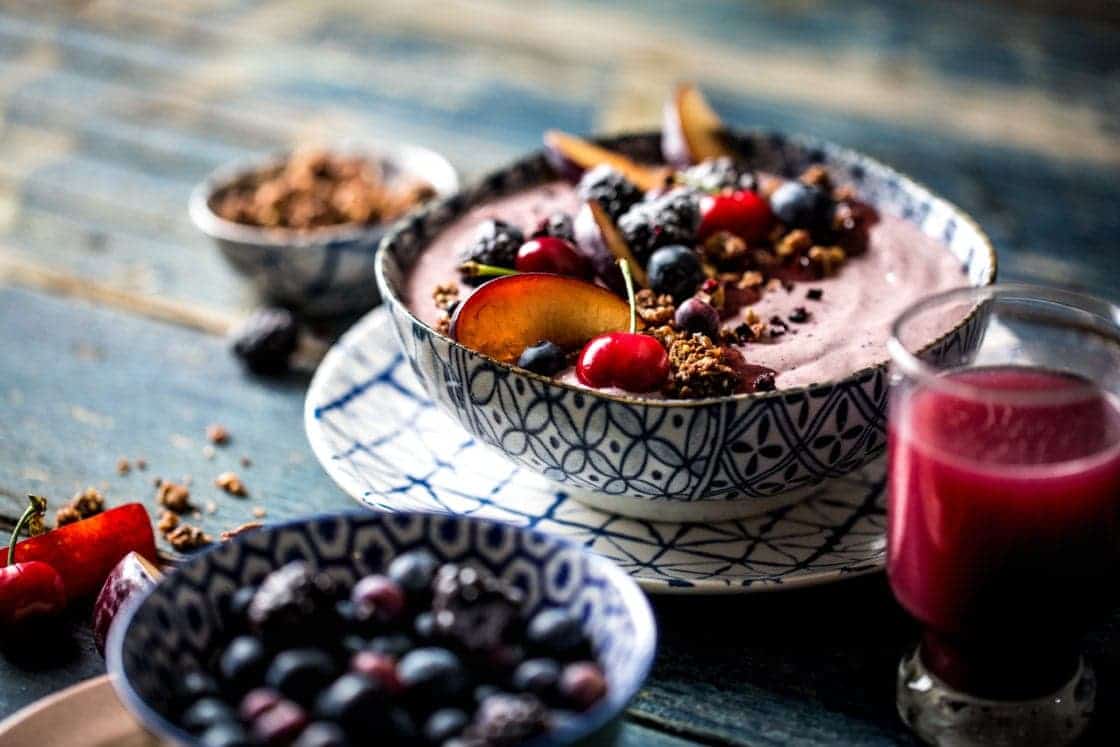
<box><xmin>305</xmin><ymin>308</ymin><xmax>888</xmax><ymax>594</ymax></box>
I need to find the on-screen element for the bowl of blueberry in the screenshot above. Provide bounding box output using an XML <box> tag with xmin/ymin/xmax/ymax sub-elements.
<box><xmin>106</xmin><ymin>511</ymin><xmax>656</xmax><ymax>746</ymax></box>
<box><xmin>375</xmin><ymin>84</ymin><xmax>995</xmax><ymax>521</ymax></box>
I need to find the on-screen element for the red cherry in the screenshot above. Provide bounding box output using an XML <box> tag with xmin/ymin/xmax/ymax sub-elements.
<box><xmin>515</xmin><ymin>237</ymin><xmax>592</xmax><ymax>279</ymax></box>
<box><xmin>576</xmin><ymin>332</ymin><xmax>669</xmax><ymax>392</ymax></box>
<box><xmin>698</xmin><ymin>189</ymin><xmax>773</xmax><ymax>243</ymax></box>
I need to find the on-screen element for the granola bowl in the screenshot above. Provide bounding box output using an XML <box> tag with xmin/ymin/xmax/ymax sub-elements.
<box><xmin>191</xmin><ymin>142</ymin><xmax>458</xmax><ymax>316</ymax></box>
<box><xmin>375</xmin><ymin>129</ymin><xmax>996</xmax><ymax>522</ymax></box>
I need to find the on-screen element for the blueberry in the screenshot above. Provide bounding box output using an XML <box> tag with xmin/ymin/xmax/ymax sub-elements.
<box><xmin>293</xmin><ymin>722</ymin><xmax>351</xmax><ymax>747</ymax></box>
<box><xmin>559</xmin><ymin>661</ymin><xmax>608</xmax><ymax>711</ymax></box>
<box><xmin>458</xmin><ymin>220</ymin><xmax>523</xmax><ymax>284</ymax></box>
<box><xmin>230</xmin><ymin>307</ymin><xmax>299</xmax><ymax>375</ymax></box>
<box><xmin>512</xmin><ymin>658</ymin><xmax>560</xmax><ymax>699</ymax></box>
<box><xmin>250</xmin><ymin>698</ymin><xmax>308</xmax><ymax>745</ymax></box>
<box><xmin>388</xmin><ymin>549</ymin><xmax>440</xmax><ymax>599</ymax></box>
<box><xmin>424</xmin><ymin>707</ymin><xmax>469</xmax><ymax>742</ymax></box>
<box><xmin>341</xmin><ymin>634</ymin><xmax>368</xmax><ymax>655</ymax></box>
<box><xmin>367</xmin><ymin>633</ymin><xmax>414</xmax><ymax>658</ymax></box>
<box><xmin>578</xmin><ymin>165</ymin><xmax>642</xmax><ymax>221</ymax></box>
<box><xmin>350</xmin><ymin>575</ymin><xmax>406</xmax><ymax>623</ymax></box>
<box><xmin>199</xmin><ymin>722</ymin><xmax>253</xmax><ymax>747</ymax></box>
<box><xmin>526</xmin><ymin>609</ymin><xmax>586</xmax><ymax>658</ymax></box>
<box><xmin>227</xmin><ymin>586</ymin><xmax>258</xmax><ymax>626</ymax></box>
<box><xmin>182</xmin><ymin>697</ymin><xmax>238</xmax><ymax>733</ymax></box>
<box><xmin>180</xmin><ymin>671</ymin><xmax>220</xmax><ymax>703</ymax></box>
<box><xmin>414</xmin><ymin>611</ymin><xmax>437</xmax><ymax>641</ymax></box>
<box><xmin>647</xmin><ymin>245</ymin><xmax>705</xmax><ymax>303</ymax></box>
<box><xmin>618</xmin><ymin>190</ymin><xmax>700</xmax><ymax>260</ymax></box>
<box><xmin>398</xmin><ymin>647</ymin><xmax>468</xmax><ymax>701</ymax></box>
<box><xmin>220</xmin><ymin>636</ymin><xmax>268</xmax><ymax>692</ymax></box>
<box><xmin>769</xmin><ymin>181</ymin><xmax>833</xmax><ymax>233</ymax></box>
<box><xmin>239</xmin><ymin>688</ymin><xmax>282</xmax><ymax>721</ymax></box>
<box><xmin>474</xmin><ymin>684</ymin><xmax>502</xmax><ymax>705</ymax></box>
<box><xmin>265</xmin><ymin>649</ymin><xmax>338</xmax><ymax>705</ymax></box>
<box><xmin>314</xmin><ymin>673</ymin><xmax>386</xmax><ymax>730</ymax></box>
<box><xmin>517</xmin><ymin>340</ymin><xmax>568</xmax><ymax>377</ymax></box>
<box><xmin>673</xmin><ymin>297</ymin><xmax>720</xmax><ymax>340</ymax></box>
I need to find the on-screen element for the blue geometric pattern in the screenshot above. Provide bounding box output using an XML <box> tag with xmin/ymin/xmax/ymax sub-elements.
<box><xmin>305</xmin><ymin>308</ymin><xmax>890</xmax><ymax>592</ymax></box>
<box><xmin>108</xmin><ymin>512</ymin><xmax>655</xmax><ymax>747</ymax></box>
<box><xmin>374</xmin><ymin>129</ymin><xmax>995</xmax><ymax>506</ymax></box>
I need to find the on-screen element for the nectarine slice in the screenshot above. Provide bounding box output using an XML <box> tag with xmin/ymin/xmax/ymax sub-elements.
<box><xmin>450</xmin><ymin>273</ymin><xmax>632</xmax><ymax>364</ymax></box>
<box><xmin>662</xmin><ymin>83</ymin><xmax>732</xmax><ymax>166</ymax></box>
<box><xmin>543</xmin><ymin>130</ymin><xmax>670</xmax><ymax>192</ymax></box>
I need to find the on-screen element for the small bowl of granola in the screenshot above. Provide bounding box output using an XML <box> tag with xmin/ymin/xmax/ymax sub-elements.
<box><xmin>191</xmin><ymin>143</ymin><xmax>457</xmax><ymax>316</ymax></box>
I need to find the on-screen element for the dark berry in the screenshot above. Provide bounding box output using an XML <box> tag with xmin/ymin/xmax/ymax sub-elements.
<box><xmin>526</xmin><ymin>609</ymin><xmax>586</xmax><ymax>659</ymax></box>
<box><xmin>388</xmin><ymin>708</ymin><xmax>419</xmax><ymax>742</ymax></box>
<box><xmin>180</xmin><ymin>671</ymin><xmax>220</xmax><ymax>703</ymax></box>
<box><xmin>227</xmin><ymin>585</ymin><xmax>258</xmax><ymax>626</ymax></box>
<box><xmin>577</xmin><ymin>165</ymin><xmax>642</xmax><ymax>221</ymax></box>
<box><xmin>617</xmin><ymin>190</ymin><xmax>700</xmax><ymax>260</ymax></box>
<box><xmin>293</xmin><ymin>722</ymin><xmax>350</xmax><ymax>747</ymax></box>
<box><xmin>788</xmin><ymin>306</ymin><xmax>810</xmax><ymax>323</ymax></box>
<box><xmin>424</xmin><ymin>708</ymin><xmax>470</xmax><ymax>742</ymax></box>
<box><xmin>239</xmin><ymin>688</ymin><xmax>282</xmax><ymax>722</ymax></box>
<box><xmin>530</xmin><ymin>212</ymin><xmax>576</xmax><ymax>243</ymax></box>
<box><xmin>248</xmin><ymin>563</ymin><xmax>337</xmax><ymax>646</ymax></box>
<box><xmin>517</xmin><ymin>340</ymin><xmax>568</xmax><ymax>377</ymax></box>
<box><xmin>251</xmin><ymin>698</ymin><xmax>308</xmax><ymax>745</ymax></box>
<box><xmin>220</xmin><ymin>635</ymin><xmax>268</xmax><ymax>692</ymax></box>
<box><xmin>806</xmin><ymin>287</ymin><xmax>823</xmax><ymax>300</ymax></box>
<box><xmin>512</xmin><ymin>658</ymin><xmax>560</xmax><ymax>699</ymax></box>
<box><xmin>414</xmin><ymin>611</ymin><xmax>438</xmax><ymax>641</ymax></box>
<box><xmin>231</xmin><ymin>307</ymin><xmax>299</xmax><ymax>374</ymax></box>
<box><xmin>682</xmin><ymin>157</ymin><xmax>756</xmax><ymax>193</ymax></box>
<box><xmin>387</xmin><ymin>549</ymin><xmax>440</xmax><ymax>600</ymax></box>
<box><xmin>265</xmin><ymin>649</ymin><xmax>338</xmax><ymax>705</ymax></box>
<box><xmin>350</xmin><ymin>650</ymin><xmax>403</xmax><ymax>694</ymax></box>
<box><xmin>350</xmin><ymin>574</ymin><xmax>406</xmax><ymax>623</ymax></box>
<box><xmin>398</xmin><ymin>647</ymin><xmax>468</xmax><ymax>702</ymax></box>
<box><xmin>432</xmin><ymin>564</ymin><xmax>522</xmax><ymax>653</ymax></box>
<box><xmin>474</xmin><ymin>684</ymin><xmax>502</xmax><ymax>705</ymax></box>
<box><xmin>487</xmin><ymin>643</ymin><xmax>526</xmax><ymax>673</ymax></box>
<box><xmin>558</xmin><ymin>662</ymin><xmax>608</xmax><ymax>710</ymax></box>
<box><xmin>470</xmin><ymin>693</ymin><xmax>548</xmax><ymax>745</ymax></box>
<box><xmin>769</xmin><ymin>181</ymin><xmax>833</xmax><ymax>234</ymax></box>
<box><xmin>458</xmin><ymin>220</ymin><xmax>523</xmax><ymax>285</ymax></box>
<box><xmin>647</xmin><ymin>245</ymin><xmax>705</xmax><ymax>303</ymax></box>
<box><xmin>341</xmin><ymin>633</ymin><xmax>367</xmax><ymax>655</ymax></box>
<box><xmin>673</xmin><ymin>297</ymin><xmax>720</xmax><ymax>339</ymax></box>
<box><xmin>314</xmin><ymin>673</ymin><xmax>386</xmax><ymax>730</ymax></box>
<box><xmin>199</xmin><ymin>722</ymin><xmax>254</xmax><ymax>747</ymax></box>
<box><xmin>755</xmin><ymin>372</ymin><xmax>776</xmax><ymax>392</ymax></box>
<box><xmin>367</xmin><ymin>633</ymin><xmax>414</xmax><ymax>659</ymax></box>
<box><xmin>182</xmin><ymin>697</ymin><xmax>238</xmax><ymax>733</ymax></box>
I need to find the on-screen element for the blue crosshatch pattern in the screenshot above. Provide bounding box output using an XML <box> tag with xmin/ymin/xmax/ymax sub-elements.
<box><xmin>306</xmin><ymin>308</ymin><xmax>890</xmax><ymax>592</ymax></box>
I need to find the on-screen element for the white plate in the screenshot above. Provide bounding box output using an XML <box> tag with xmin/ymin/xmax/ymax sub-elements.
<box><xmin>305</xmin><ymin>308</ymin><xmax>888</xmax><ymax>593</ymax></box>
<box><xmin>0</xmin><ymin>675</ymin><xmax>156</xmax><ymax>747</ymax></box>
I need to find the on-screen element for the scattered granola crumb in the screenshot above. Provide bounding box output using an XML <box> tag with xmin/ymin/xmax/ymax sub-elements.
<box><xmin>645</xmin><ymin>324</ymin><xmax>686</xmax><ymax>351</ymax></box>
<box><xmin>166</xmin><ymin>523</ymin><xmax>211</xmax><ymax>551</ymax></box>
<box><xmin>192</xmin><ymin>510</ymin><xmax>202</xmax><ymax>520</ymax></box>
<box><xmin>635</xmin><ymin>289</ymin><xmax>676</xmax><ymax>325</ymax></box>
<box><xmin>239</xmin><ymin>456</ymin><xmax>252</xmax><ymax>468</ymax></box>
<box><xmin>221</xmin><ymin>522</ymin><xmax>263</xmax><ymax>541</ymax></box>
<box><xmin>205</xmin><ymin>500</ymin><xmax>218</xmax><ymax>515</ymax></box>
<box><xmin>806</xmin><ymin>288</ymin><xmax>823</xmax><ymax>301</ymax></box>
<box><xmin>56</xmin><ymin>487</ymin><xmax>107</xmax><ymax>526</ymax></box>
<box><xmin>432</xmin><ymin>282</ymin><xmax>460</xmax><ymax>311</ymax></box>
<box><xmin>700</xmin><ymin>231</ymin><xmax>748</xmax><ymax>268</ymax></box>
<box><xmin>152</xmin><ymin>476</ymin><xmax>163</xmax><ymax>487</ymax></box>
<box><xmin>202</xmin><ymin>445</ymin><xmax>216</xmax><ymax>460</ymax></box>
<box><xmin>206</xmin><ymin>423</ymin><xmax>230</xmax><ymax>445</ymax></box>
<box><xmin>135</xmin><ymin>458</ymin><xmax>148</xmax><ymax>471</ymax></box>
<box><xmin>157</xmin><ymin>481</ymin><xmax>191</xmax><ymax>513</ymax></box>
<box><xmin>775</xmin><ymin>229</ymin><xmax>812</xmax><ymax>259</ymax></box>
<box><xmin>216</xmin><ymin>471</ymin><xmax>247</xmax><ymax>496</ymax></box>
<box><xmin>157</xmin><ymin>510</ymin><xmax>180</xmax><ymax>534</ymax></box>
<box><xmin>808</xmin><ymin>245</ymin><xmax>846</xmax><ymax>276</ymax></box>
<box><xmin>435</xmin><ymin>314</ymin><xmax>452</xmax><ymax>336</ymax></box>
<box><xmin>116</xmin><ymin>458</ymin><xmax>131</xmax><ymax>475</ymax></box>
<box><xmin>765</xmin><ymin>278</ymin><xmax>785</xmax><ymax>294</ymax></box>
<box><xmin>55</xmin><ymin>505</ymin><xmax>81</xmax><ymax>527</ymax></box>
<box><xmin>789</xmin><ymin>307</ymin><xmax>811</xmax><ymax>324</ymax></box>
<box><xmin>252</xmin><ymin>506</ymin><xmax>267</xmax><ymax>518</ymax></box>
<box><xmin>664</xmin><ymin>334</ymin><xmax>742</xmax><ymax>398</ymax></box>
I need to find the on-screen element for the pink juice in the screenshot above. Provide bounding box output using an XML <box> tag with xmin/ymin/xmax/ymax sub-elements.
<box><xmin>888</xmin><ymin>366</ymin><xmax>1120</xmax><ymax>697</ymax></box>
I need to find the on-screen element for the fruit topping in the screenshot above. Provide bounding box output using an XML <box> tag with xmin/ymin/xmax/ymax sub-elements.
<box><xmin>647</xmin><ymin>245</ymin><xmax>705</xmax><ymax>303</ymax></box>
<box><xmin>618</xmin><ymin>189</ymin><xmax>700</xmax><ymax>261</ymax></box>
<box><xmin>387</xmin><ymin>549</ymin><xmax>439</xmax><ymax>602</ymax></box>
<box><xmin>661</xmin><ymin>83</ymin><xmax>732</xmax><ymax>166</ymax></box>
<box><xmin>350</xmin><ymin>574</ymin><xmax>406</xmax><ymax>623</ymax></box>
<box><xmin>577</xmin><ymin>165</ymin><xmax>643</xmax><ymax>221</ymax></box>
<box><xmin>468</xmin><ymin>693</ymin><xmax>549</xmax><ymax>745</ymax></box>
<box><xmin>529</xmin><ymin>212</ymin><xmax>576</xmax><ymax>243</ymax></box>
<box><xmin>398</xmin><ymin>647</ymin><xmax>468</xmax><ymax>702</ymax></box>
<box><xmin>221</xmin><ymin>636</ymin><xmax>269</xmax><ymax>693</ymax></box>
<box><xmin>451</xmin><ymin>273</ymin><xmax>631</xmax><ymax>364</ymax></box>
<box><xmin>573</xmin><ymin>200</ymin><xmax>649</xmax><ymax>292</ymax></box>
<box><xmin>292</xmin><ymin>722</ymin><xmax>348</xmax><ymax>747</ymax></box>
<box><xmin>769</xmin><ymin>180</ymin><xmax>834</xmax><ymax>235</ymax></box>
<box><xmin>457</xmin><ymin>219</ymin><xmax>524</xmax><ymax>285</ymax></box>
<box><xmin>517</xmin><ymin>340</ymin><xmax>569</xmax><ymax>377</ymax></box>
<box><xmin>514</xmin><ymin>237</ymin><xmax>592</xmax><ymax>279</ymax></box>
<box><xmin>431</xmin><ymin>563</ymin><xmax>522</xmax><ymax>653</ymax></box>
<box><xmin>230</xmin><ymin>307</ymin><xmax>300</xmax><ymax>375</ymax></box>
<box><xmin>265</xmin><ymin>649</ymin><xmax>339</xmax><ymax>705</ymax></box>
<box><xmin>559</xmin><ymin>662</ymin><xmax>609</xmax><ymax>711</ymax></box>
<box><xmin>543</xmin><ymin>130</ymin><xmax>669</xmax><ymax>192</ymax></box>
<box><xmin>674</xmin><ymin>297</ymin><xmax>721</xmax><ymax>340</ymax></box>
<box><xmin>425</xmin><ymin>707</ymin><xmax>470</xmax><ymax>742</ymax></box>
<box><xmin>698</xmin><ymin>189</ymin><xmax>773</xmax><ymax>243</ymax></box>
<box><xmin>512</xmin><ymin>658</ymin><xmax>560</xmax><ymax>699</ymax></box>
<box><xmin>248</xmin><ymin>562</ymin><xmax>337</xmax><ymax>645</ymax></box>
<box><xmin>250</xmin><ymin>698</ymin><xmax>309</xmax><ymax>744</ymax></box>
<box><xmin>680</xmin><ymin>156</ymin><xmax>756</xmax><ymax>193</ymax></box>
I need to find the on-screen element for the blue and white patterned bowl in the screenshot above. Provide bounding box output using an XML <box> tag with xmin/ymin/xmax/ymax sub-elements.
<box><xmin>191</xmin><ymin>142</ymin><xmax>457</xmax><ymax>316</ymax></box>
<box><xmin>107</xmin><ymin>511</ymin><xmax>656</xmax><ymax>746</ymax></box>
<box><xmin>375</xmin><ymin>130</ymin><xmax>996</xmax><ymax>521</ymax></box>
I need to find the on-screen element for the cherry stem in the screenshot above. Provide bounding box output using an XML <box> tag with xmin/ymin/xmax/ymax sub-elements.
<box><xmin>7</xmin><ymin>495</ymin><xmax>46</xmax><ymax>566</ymax></box>
<box><xmin>619</xmin><ymin>259</ymin><xmax>637</xmax><ymax>334</ymax></box>
<box><xmin>458</xmin><ymin>261</ymin><xmax>519</xmax><ymax>279</ymax></box>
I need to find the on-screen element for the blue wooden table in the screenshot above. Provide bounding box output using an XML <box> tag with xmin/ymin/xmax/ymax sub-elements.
<box><xmin>1</xmin><ymin>1</ymin><xmax>1117</xmax><ymax>743</ymax></box>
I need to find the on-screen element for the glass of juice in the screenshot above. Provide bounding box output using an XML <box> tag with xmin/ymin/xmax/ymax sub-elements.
<box><xmin>887</xmin><ymin>284</ymin><xmax>1120</xmax><ymax>746</ymax></box>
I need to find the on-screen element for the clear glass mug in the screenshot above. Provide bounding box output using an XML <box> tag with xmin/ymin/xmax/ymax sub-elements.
<box><xmin>886</xmin><ymin>285</ymin><xmax>1120</xmax><ymax>745</ymax></box>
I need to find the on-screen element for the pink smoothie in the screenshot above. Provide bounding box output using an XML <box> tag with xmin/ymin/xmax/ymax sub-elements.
<box><xmin>404</xmin><ymin>180</ymin><xmax>968</xmax><ymax>391</ymax></box>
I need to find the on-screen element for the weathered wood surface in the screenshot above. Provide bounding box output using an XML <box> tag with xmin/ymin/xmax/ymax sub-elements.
<box><xmin>0</xmin><ymin>0</ymin><xmax>1118</xmax><ymax>744</ymax></box>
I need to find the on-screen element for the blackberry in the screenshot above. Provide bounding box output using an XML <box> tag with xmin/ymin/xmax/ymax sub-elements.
<box><xmin>618</xmin><ymin>189</ymin><xmax>700</xmax><ymax>260</ymax></box>
<box><xmin>248</xmin><ymin>563</ymin><xmax>338</xmax><ymax>646</ymax></box>
<box><xmin>458</xmin><ymin>220</ymin><xmax>523</xmax><ymax>285</ymax></box>
<box><xmin>469</xmin><ymin>693</ymin><xmax>548</xmax><ymax>745</ymax></box>
<box><xmin>681</xmin><ymin>157</ymin><xmax>756</xmax><ymax>193</ymax></box>
<box><xmin>230</xmin><ymin>307</ymin><xmax>299</xmax><ymax>374</ymax></box>
<box><xmin>431</xmin><ymin>564</ymin><xmax>522</xmax><ymax>653</ymax></box>
<box><xmin>529</xmin><ymin>212</ymin><xmax>576</xmax><ymax>243</ymax></box>
<box><xmin>577</xmin><ymin>165</ymin><xmax>642</xmax><ymax>221</ymax></box>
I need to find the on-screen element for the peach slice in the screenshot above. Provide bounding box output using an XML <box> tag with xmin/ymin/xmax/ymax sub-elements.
<box><xmin>574</xmin><ymin>200</ymin><xmax>649</xmax><ymax>293</ymax></box>
<box><xmin>450</xmin><ymin>273</ymin><xmax>632</xmax><ymax>364</ymax></box>
<box><xmin>661</xmin><ymin>83</ymin><xmax>732</xmax><ymax>167</ymax></box>
<box><xmin>543</xmin><ymin>130</ymin><xmax>670</xmax><ymax>192</ymax></box>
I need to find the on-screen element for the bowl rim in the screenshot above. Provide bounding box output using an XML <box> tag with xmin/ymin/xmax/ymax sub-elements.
<box><xmin>189</xmin><ymin>140</ymin><xmax>460</xmax><ymax>248</ymax></box>
<box><xmin>106</xmin><ymin>509</ymin><xmax>657</xmax><ymax>747</ymax></box>
<box><xmin>375</xmin><ymin>127</ymin><xmax>998</xmax><ymax>409</ymax></box>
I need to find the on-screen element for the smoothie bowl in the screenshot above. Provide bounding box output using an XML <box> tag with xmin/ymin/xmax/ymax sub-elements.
<box><xmin>375</xmin><ymin>85</ymin><xmax>996</xmax><ymax>521</ymax></box>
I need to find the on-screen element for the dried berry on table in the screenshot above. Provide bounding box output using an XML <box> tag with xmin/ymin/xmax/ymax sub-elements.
<box><xmin>231</xmin><ymin>307</ymin><xmax>300</xmax><ymax>374</ymax></box>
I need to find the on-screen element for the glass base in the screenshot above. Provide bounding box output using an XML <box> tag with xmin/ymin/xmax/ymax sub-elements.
<box><xmin>896</xmin><ymin>647</ymin><xmax>1095</xmax><ymax>746</ymax></box>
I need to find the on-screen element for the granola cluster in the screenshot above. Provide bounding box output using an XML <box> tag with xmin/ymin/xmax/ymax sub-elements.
<box><xmin>55</xmin><ymin>487</ymin><xmax>106</xmax><ymax>527</ymax></box>
<box><xmin>663</xmin><ymin>334</ymin><xmax>742</xmax><ymax>398</ymax></box>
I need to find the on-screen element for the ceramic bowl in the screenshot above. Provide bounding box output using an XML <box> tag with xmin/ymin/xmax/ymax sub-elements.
<box><xmin>375</xmin><ymin>131</ymin><xmax>996</xmax><ymax>521</ymax></box>
<box><xmin>191</xmin><ymin>142</ymin><xmax>457</xmax><ymax>316</ymax></box>
<box><xmin>107</xmin><ymin>511</ymin><xmax>656</xmax><ymax>746</ymax></box>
